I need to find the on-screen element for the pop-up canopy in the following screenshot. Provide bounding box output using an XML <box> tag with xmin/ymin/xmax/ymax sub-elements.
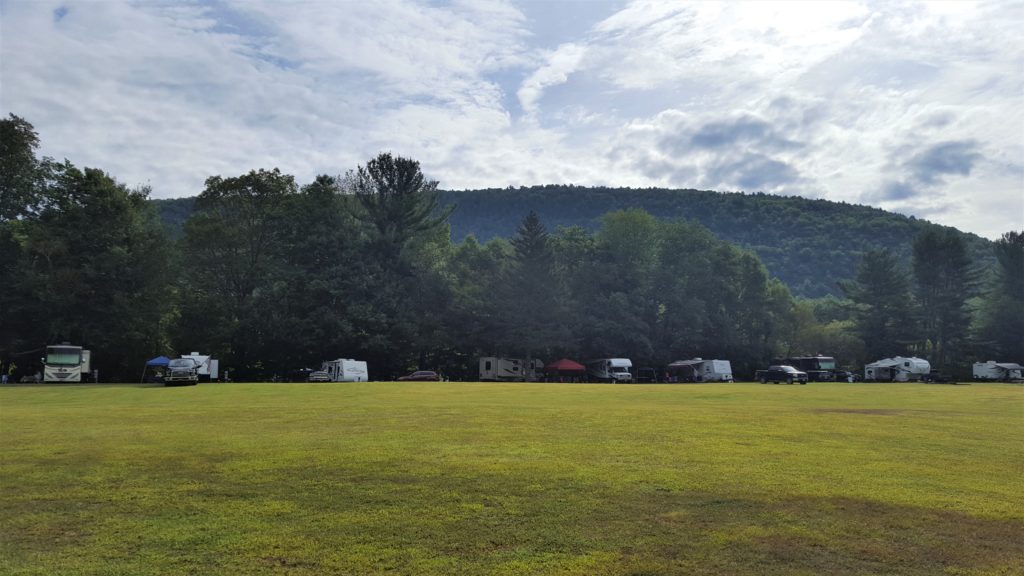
<box><xmin>544</xmin><ymin>358</ymin><xmax>585</xmax><ymax>373</ymax></box>
<box><xmin>140</xmin><ymin>355</ymin><xmax>171</xmax><ymax>383</ymax></box>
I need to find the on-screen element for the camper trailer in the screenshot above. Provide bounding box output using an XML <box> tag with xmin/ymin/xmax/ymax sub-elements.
<box><xmin>180</xmin><ymin>352</ymin><xmax>219</xmax><ymax>381</ymax></box>
<box><xmin>666</xmin><ymin>358</ymin><xmax>734</xmax><ymax>382</ymax></box>
<box><xmin>43</xmin><ymin>343</ymin><xmax>91</xmax><ymax>383</ymax></box>
<box><xmin>322</xmin><ymin>358</ymin><xmax>369</xmax><ymax>382</ymax></box>
<box><xmin>973</xmin><ymin>361</ymin><xmax>1023</xmax><ymax>382</ymax></box>
<box><xmin>586</xmin><ymin>358</ymin><xmax>633</xmax><ymax>383</ymax></box>
<box><xmin>864</xmin><ymin>357</ymin><xmax>930</xmax><ymax>382</ymax></box>
<box><xmin>478</xmin><ymin>357</ymin><xmax>543</xmax><ymax>382</ymax></box>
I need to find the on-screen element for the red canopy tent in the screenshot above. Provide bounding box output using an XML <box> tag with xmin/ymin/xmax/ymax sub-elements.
<box><xmin>544</xmin><ymin>358</ymin><xmax>586</xmax><ymax>382</ymax></box>
<box><xmin>544</xmin><ymin>358</ymin><xmax>586</xmax><ymax>373</ymax></box>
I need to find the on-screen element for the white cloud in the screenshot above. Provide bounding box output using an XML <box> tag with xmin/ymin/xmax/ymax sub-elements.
<box><xmin>1</xmin><ymin>0</ymin><xmax>1020</xmax><ymax>238</ymax></box>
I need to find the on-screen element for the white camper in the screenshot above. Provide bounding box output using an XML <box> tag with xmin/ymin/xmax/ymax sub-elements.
<box><xmin>43</xmin><ymin>343</ymin><xmax>91</xmax><ymax>383</ymax></box>
<box><xmin>667</xmin><ymin>358</ymin><xmax>734</xmax><ymax>382</ymax></box>
<box><xmin>973</xmin><ymin>361</ymin><xmax>1023</xmax><ymax>382</ymax></box>
<box><xmin>864</xmin><ymin>356</ymin><xmax>930</xmax><ymax>382</ymax></box>
<box><xmin>478</xmin><ymin>357</ymin><xmax>543</xmax><ymax>381</ymax></box>
<box><xmin>322</xmin><ymin>358</ymin><xmax>369</xmax><ymax>382</ymax></box>
<box><xmin>181</xmin><ymin>352</ymin><xmax>219</xmax><ymax>381</ymax></box>
<box><xmin>587</xmin><ymin>358</ymin><xmax>633</xmax><ymax>383</ymax></box>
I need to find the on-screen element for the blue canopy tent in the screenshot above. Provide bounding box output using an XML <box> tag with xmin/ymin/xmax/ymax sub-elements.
<box><xmin>141</xmin><ymin>355</ymin><xmax>171</xmax><ymax>383</ymax></box>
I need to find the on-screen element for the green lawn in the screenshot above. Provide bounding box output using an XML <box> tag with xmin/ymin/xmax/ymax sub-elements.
<box><xmin>1</xmin><ymin>382</ymin><xmax>1021</xmax><ymax>575</ymax></box>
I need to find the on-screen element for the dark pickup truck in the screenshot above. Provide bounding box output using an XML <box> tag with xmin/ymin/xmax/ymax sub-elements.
<box><xmin>756</xmin><ymin>365</ymin><xmax>808</xmax><ymax>385</ymax></box>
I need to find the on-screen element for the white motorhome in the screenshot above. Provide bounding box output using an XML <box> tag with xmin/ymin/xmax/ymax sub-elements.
<box><xmin>322</xmin><ymin>358</ymin><xmax>369</xmax><ymax>382</ymax></box>
<box><xmin>180</xmin><ymin>352</ymin><xmax>219</xmax><ymax>381</ymax></box>
<box><xmin>864</xmin><ymin>356</ymin><xmax>930</xmax><ymax>382</ymax></box>
<box><xmin>478</xmin><ymin>357</ymin><xmax>543</xmax><ymax>381</ymax></box>
<box><xmin>973</xmin><ymin>361</ymin><xmax>1023</xmax><ymax>382</ymax></box>
<box><xmin>587</xmin><ymin>358</ymin><xmax>633</xmax><ymax>383</ymax></box>
<box><xmin>43</xmin><ymin>343</ymin><xmax>91</xmax><ymax>383</ymax></box>
<box><xmin>667</xmin><ymin>358</ymin><xmax>734</xmax><ymax>382</ymax></box>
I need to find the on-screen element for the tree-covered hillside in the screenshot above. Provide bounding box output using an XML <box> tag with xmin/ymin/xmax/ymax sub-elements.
<box><xmin>154</xmin><ymin>186</ymin><xmax>991</xmax><ymax>298</ymax></box>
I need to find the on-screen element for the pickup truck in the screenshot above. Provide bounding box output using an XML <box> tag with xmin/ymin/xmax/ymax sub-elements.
<box><xmin>164</xmin><ymin>358</ymin><xmax>199</xmax><ymax>386</ymax></box>
<box><xmin>756</xmin><ymin>365</ymin><xmax>808</xmax><ymax>385</ymax></box>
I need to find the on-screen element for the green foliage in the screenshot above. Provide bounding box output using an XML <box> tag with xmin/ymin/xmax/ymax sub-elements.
<box><xmin>974</xmin><ymin>231</ymin><xmax>1024</xmax><ymax>360</ymax></box>
<box><xmin>153</xmin><ymin>185</ymin><xmax>994</xmax><ymax>299</ymax></box>
<box><xmin>0</xmin><ymin>114</ymin><xmax>44</xmax><ymax>221</ymax></box>
<box><xmin>346</xmin><ymin>152</ymin><xmax>455</xmax><ymax>263</ymax></box>
<box><xmin>0</xmin><ymin>161</ymin><xmax>173</xmax><ymax>377</ymax></box>
<box><xmin>913</xmin><ymin>228</ymin><xmax>975</xmax><ymax>369</ymax></box>
<box><xmin>3</xmin><ymin>116</ymin><xmax>1013</xmax><ymax>379</ymax></box>
<box><xmin>840</xmin><ymin>249</ymin><xmax>916</xmax><ymax>360</ymax></box>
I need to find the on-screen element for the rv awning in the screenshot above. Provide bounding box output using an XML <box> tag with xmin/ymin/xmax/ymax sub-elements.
<box><xmin>145</xmin><ymin>356</ymin><xmax>170</xmax><ymax>367</ymax></box>
<box><xmin>995</xmin><ymin>363</ymin><xmax>1023</xmax><ymax>370</ymax></box>
<box><xmin>668</xmin><ymin>359</ymin><xmax>705</xmax><ymax>368</ymax></box>
<box><xmin>866</xmin><ymin>358</ymin><xmax>902</xmax><ymax>368</ymax></box>
<box><xmin>544</xmin><ymin>358</ymin><xmax>585</xmax><ymax>373</ymax></box>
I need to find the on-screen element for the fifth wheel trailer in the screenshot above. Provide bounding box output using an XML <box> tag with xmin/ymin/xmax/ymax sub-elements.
<box><xmin>864</xmin><ymin>357</ymin><xmax>930</xmax><ymax>382</ymax></box>
<box><xmin>973</xmin><ymin>361</ymin><xmax>1023</xmax><ymax>382</ymax></box>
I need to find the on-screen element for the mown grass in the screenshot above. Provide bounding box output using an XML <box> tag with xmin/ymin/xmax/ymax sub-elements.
<box><xmin>1</xmin><ymin>382</ymin><xmax>1021</xmax><ymax>575</ymax></box>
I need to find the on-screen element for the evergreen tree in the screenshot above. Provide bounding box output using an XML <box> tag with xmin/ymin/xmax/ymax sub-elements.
<box><xmin>496</xmin><ymin>211</ymin><xmax>569</xmax><ymax>360</ymax></box>
<box><xmin>913</xmin><ymin>228</ymin><xmax>975</xmax><ymax>369</ymax></box>
<box><xmin>0</xmin><ymin>114</ymin><xmax>44</xmax><ymax>221</ymax></box>
<box><xmin>840</xmin><ymin>250</ymin><xmax>915</xmax><ymax>360</ymax></box>
<box><xmin>974</xmin><ymin>231</ymin><xmax>1024</xmax><ymax>360</ymax></box>
<box><xmin>346</xmin><ymin>152</ymin><xmax>454</xmax><ymax>264</ymax></box>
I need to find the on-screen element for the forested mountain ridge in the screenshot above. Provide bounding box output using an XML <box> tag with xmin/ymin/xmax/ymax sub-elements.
<box><xmin>153</xmin><ymin>186</ymin><xmax>992</xmax><ymax>298</ymax></box>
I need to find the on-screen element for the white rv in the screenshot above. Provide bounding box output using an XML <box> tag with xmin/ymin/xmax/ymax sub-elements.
<box><xmin>180</xmin><ymin>352</ymin><xmax>219</xmax><ymax>381</ymax></box>
<box><xmin>43</xmin><ymin>343</ymin><xmax>91</xmax><ymax>383</ymax></box>
<box><xmin>864</xmin><ymin>356</ymin><xmax>930</xmax><ymax>382</ymax></box>
<box><xmin>587</xmin><ymin>358</ymin><xmax>633</xmax><ymax>383</ymax></box>
<box><xmin>478</xmin><ymin>357</ymin><xmax>543</xmax><ymax>381</ymax></box>
<box><xmin>667</xmin><ymin>358</ymin><xmax>734</xmax><ymax>382</ymax></box>
<box><xmin>973</xmin><ymin>361</ymin><xmax>1023</xmax><ymax>382</ymax></box>
<box><xmin>322</xmin><ymin>358</ymin><xmax>369</xmax><ymax>382</ymax></box>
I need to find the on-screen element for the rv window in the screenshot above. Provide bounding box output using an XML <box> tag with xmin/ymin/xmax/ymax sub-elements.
<box><xmin>904</xmin><ymin>362</ymin><xmax>910</xmax><ymax>367</ymax></box>
<box><xmin>485</xmin><ymin>361</ymin><xmax>491</xmax><ymax>370</ymax></box>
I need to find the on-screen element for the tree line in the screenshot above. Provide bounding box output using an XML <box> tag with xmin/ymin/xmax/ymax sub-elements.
<box><xmin>1</xmin><ymin>115</ymin><xmax>1020</xmax><ymax>381</ymax></box>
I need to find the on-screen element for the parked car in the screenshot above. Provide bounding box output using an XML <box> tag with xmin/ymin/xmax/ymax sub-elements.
<box><xmin>398</xmin><ymin>370</ymin><xmax>442</xmax><ymax>382</ymax></box>
<box><xmin>755</xmin><ymin>365</ymin><xmax>808</xmax><ymax>384</ymax></box>
<box><xmin>307</xmin><ymin>370</ymin><xmax>330</xmax><ymax>382</ymax></box>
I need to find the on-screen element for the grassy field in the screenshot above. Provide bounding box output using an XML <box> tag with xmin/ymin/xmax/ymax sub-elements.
<box><xmin>1</xmin><ymin>382</ymin><xmax>1022</xmax><ymax>575</ymax></box>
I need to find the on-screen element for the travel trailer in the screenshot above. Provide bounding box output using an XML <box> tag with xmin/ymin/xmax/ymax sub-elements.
<box><xmin>43</xmin><ymin>343</ymin><xmax>91</xmax><ymax>383</ymax></box>
<box><xmin>322</xmin><ymin>358</ymin><xmax>369</xmax><ymax>382</ymax></box>
<box><xmin>586</xmin><ymin>358</ymin><xmax>633</xmax><ymax>383</ymax></box>
<box><xmin>972</xmin><ymin>361</ymin><xmax>1023</xmax><ymax>382</ymax></box>
<box><xmin>180</xmin><ymin>352</ymin><xmax>219</xmax><ymax>381</ymax></box>
<box><xmin>666</xmin><ymin>358</ymin><xmax>734</xmax><ymax>382</ymax></box>
<box><xmin>479</xmin><ymin>357</ymin><xmax>543</xmax><ymax>381</ymax></box>
<box><xmin>864</xmin><ymin>357</ymin><xmax>930</xmax><ymax>382</ymax></box>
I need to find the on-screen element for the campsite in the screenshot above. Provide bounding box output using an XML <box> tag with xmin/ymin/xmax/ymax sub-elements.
<box><xmin>3</xmin><ymin>2</ymin><xmax>1023</xmax><ymax>575</ymax></box>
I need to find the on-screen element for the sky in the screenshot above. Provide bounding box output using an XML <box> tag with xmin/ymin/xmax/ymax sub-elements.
<box><xmin>1</xmin><ymin>0</ymin><xmax>1021</xmax><ymax>239</ymax></box>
